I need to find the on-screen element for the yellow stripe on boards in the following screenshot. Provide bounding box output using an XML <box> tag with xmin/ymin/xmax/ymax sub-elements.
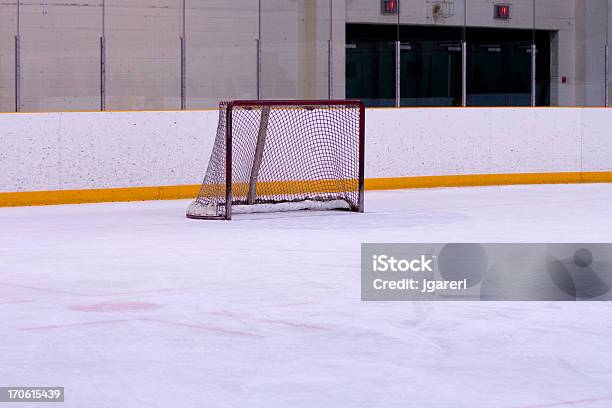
<box><xmin>365</xmin><ymin>172</ymin><xmax>584</xmax><ymax>190</ymax></box>
<box><xmin>0</xmin><ymin>185</ymin><xmax>198</xmax><ymax>207</ymax></box>
<box><xmin>0</xmin><ymin>171</ymin><xmax>610</xmax><ymax>208</ymax></box>
<box><xmin>581</xmin><ymin>172</ymin><xmax>612</xmax><ymax>183</ymax></box>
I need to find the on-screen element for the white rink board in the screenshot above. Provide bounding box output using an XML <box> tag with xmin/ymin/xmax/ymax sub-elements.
<box><xmin>1</xmin><ymin>108</ymin><xmax>612</xmax><ymax>193</ymax></box>
<box><xmin>0</xmin><ymin>110</ymin><xmax>218</xmax><ymax>192</ymax></box>
<box><xmin>581</xmin><ymin>108</ymin><xmax>612</xmax><ymax>172</ymax></box>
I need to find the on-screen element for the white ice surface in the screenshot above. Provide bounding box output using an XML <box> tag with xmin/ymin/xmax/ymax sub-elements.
<box><xmin>1</xmin><ymin>184</ymin><xmax>612</xmax><ymax>408</ymax></box>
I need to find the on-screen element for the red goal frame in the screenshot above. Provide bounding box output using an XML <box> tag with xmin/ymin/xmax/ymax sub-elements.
<box><xmin>193</xmin><ymin>99</ymin><xmax>365</xmax><ymax>220</ymax></box>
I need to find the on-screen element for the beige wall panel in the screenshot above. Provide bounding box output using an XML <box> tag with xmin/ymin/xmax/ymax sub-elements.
<box><xmin>105</xmin><ymin>0</ymin><xmax>181</xmax><ymax>110</ymax></box>
<box><xmin>19</xmin><ymin>1</ymin><xmax>101</xmax><ymax>112</ymax></box>
<box><xmin>0</xmin><ymin>3</ymin><xmax>15</xmax><ymax>112</ymax></box>
<box><xmin>261</xmin><ymin>0</ymin><xmax>334</xmax><ymax>100</ymax></box>
<box><xmin>185</xmin><ymin>0</ymin><xmax>257</xmax><ymax>108</ymax></box>
<box><xmin>261</xmin><ymin>0</ymin><xmax>304</xmax><ymax>99</ymax></box>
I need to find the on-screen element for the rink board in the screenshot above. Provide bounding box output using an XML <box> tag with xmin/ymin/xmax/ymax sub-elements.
<box><xmin>1</xmin><ymin>107</ymin><xmax>611</xmax><ymax>206</ymax></box>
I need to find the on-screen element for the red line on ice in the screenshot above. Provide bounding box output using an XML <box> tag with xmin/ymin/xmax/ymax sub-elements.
<box><xmin>19</xmin><ymin>319</ymin><xmax>136</xmax><ymax>331</ymax></box>
<box><xmin>142</xmin><ymin>318</ymin><xmax>263</xmax><ymax>338</ymax></box>
<box><xmin>0</xmin><ymin>282</ymin><xmax>190</xmax><ymax>297</ymax></box>
<box><xmin>19</xmin><ymin>318</ymin><xmax>263</xmax><ymax>338</ymax></box>
<box><xmin>0</xmin><ymin>297</ymin><xmax>30</xmax><ymax>304</ymax></box>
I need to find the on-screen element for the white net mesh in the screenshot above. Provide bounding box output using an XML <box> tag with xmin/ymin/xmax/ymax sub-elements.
<box><xmin>187</xmin><ymin>100</ymin><xmax>364</xmax><ymax>219</ymax></box>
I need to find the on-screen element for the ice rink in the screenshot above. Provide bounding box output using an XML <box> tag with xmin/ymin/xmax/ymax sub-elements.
<box><xmin>2</xmin><ymin>184</ymin><xmax>612</xmax><ymax>408</ymax></box>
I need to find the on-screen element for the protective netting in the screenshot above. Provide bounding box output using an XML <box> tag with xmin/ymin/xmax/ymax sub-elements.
<box><xmin>187</xmin><ymin>100</ymin><xmax>364</xmax><ymax>219</ymax></box>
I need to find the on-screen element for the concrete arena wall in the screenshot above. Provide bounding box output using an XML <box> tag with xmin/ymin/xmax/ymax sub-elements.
<box><xmin>1</xmin><ymin>108</ymin><xmax>611</xmax><ymax>206</ymax></box>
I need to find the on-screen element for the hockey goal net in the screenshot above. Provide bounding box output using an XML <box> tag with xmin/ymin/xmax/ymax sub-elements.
<box><xmin>187</xmin><ymin>100</ymin><xmax>365</xmax><ymax>220</ymax></box>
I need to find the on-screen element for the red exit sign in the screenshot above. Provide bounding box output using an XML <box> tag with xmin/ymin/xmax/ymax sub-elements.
<box><xmin>493</xmin><ymin>4</ymin><xmax>510</xmax><ymax>20</ymax></box>
<box><xmin>381</xmin><ymin>0</ymin><xmax>399</xmax><ymax>15</ymax></box>
<box><xmin>494</xmin><ymin>4</ymin><xmax>511</xmax><ymax>19</ymax></box>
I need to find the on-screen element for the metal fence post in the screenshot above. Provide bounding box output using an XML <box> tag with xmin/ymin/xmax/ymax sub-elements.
<box><xmin>15</xmin><ymin>0</ymin><xmax>20</xmax><ymax>112</ymax></box>
<box><xmin>606</xmin><ymin>44</ymin><xmax>609</xmax><ymax>107</ymax></box>
<box><xmin>531</xmin><ymin>43</ymin><xmax>537</xmax><ymax>107</ymax></box>
<box><xmin>531</xmin><ymin>0</ymin><xmax>536</xmax><ymax>107</ymax></box>
<box><xmin>100</xmin><ymin>0</ymin><xmax>106</xmax><ymax>111</ymax></box>
<box><xmin>180</xmin><ymin>0</ymin><xmax>186</xmax><ymax>109</ymax></box>
<box><xmin>100</xmin><ymin>36</ymin><xmax>106</xmax><ymax>111</ymax></box>
<box><xmin>15</xmin><ymin>36</ymin><xmax>20</xmax><ymax>112</ymax></box>
<box><xmin>462</xmin><ymin>0</ymin><xmax>467</xmax><ymax>107</ymax></box>
<box><xmin>328</xmin><ymin>40</ymin><xmax>333</xmax><ymax>100</ymax></box>
<box><xmin>462</xmin><ymin>41</ymin><xmax>467</xmax><ymax>107</ymax></box>
<box><xmin>181</xmin><ymin>37</ymin><xmax>186</xmax><ymax>110</ymax></box>
<box><xmin>395</xmin><ymin>41</ymin><xmax>400</xmax><ymax>107</ymax></box>
<box><xmin>256</xmin><ymin>39</ymin><xmax>261</xmax><ymax>100</ymax></box>
<box><xmin>328</xmin><ymin>0</ymin><xmax>333</xmax><ymax>99</ymax></box>
<box><xmin>606</xmin><ymin>0</ymin><xmax>609</xmax><ymax>107</ymax></box>
<box><xmin>395</xmin><ymin>2</ymin><xmax>400</xmax><ymax>107</ymax></box>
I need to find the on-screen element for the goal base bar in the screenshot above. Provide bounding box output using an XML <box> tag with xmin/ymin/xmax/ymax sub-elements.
<box><xmin>186</xmin><ymin>199</ymin><xmax>353</xmax><ymax>220</ymax></box>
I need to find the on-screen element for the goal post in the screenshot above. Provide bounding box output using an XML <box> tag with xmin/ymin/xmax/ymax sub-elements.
<box><xmin>247</xmin><ymin>105</ymin><xmax>271</xmax><ymax>205</ymax></box>
<box><xmin>187</xmin><ymin>99</ymin><xmax>365</xmax><ymax>220</ymax></box>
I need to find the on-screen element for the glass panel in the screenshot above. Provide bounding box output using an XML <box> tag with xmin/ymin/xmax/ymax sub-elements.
<box><xmin>106</xmin><ymin>0</ymin><xmax>180</xmax><ymax>110</ymax></box>
<box><xmin>466</xmin><ymin>28</ymin><xmax>550</xmax><ymax>107</ymax></box>
<box><xmin>346</xmin><ymin>24</ymin><xmax>396</xmax><ymax>107</ymax></box>
<box><xmin>400</xmin><ymin>41</ymin><xmax>462</xmax><ymax>106</ymax></box>
<box><xmin>20</xmin><ymin>0</ymin><xmax>101</xmax><ymax>111</ymax></box>
<box><xmin>0</xmin><ymin>3</ymin><xmax>15</xmax><ymax>112</ymax></box>
<box><xmin>535</xmin><ymin>32</ymin><xmax>551</xmax><ymax>107</ymax></box>
<box><xmin>346</xmin><ymin>41</ymin><xmax>395</xmax><ymax>107</ymax></box>
<box><xmin>399</xmin><ymin>25</ymin><xmax>462</xmax><ymax>107</ymax></box>
<box><xmin>467</xmin><ymin>41</ymin><xmax>531</xmax><ymax>106</ymax></box>
<box><xmin>186</xmin><ymin>1</ymin><xmax>257</xmax><ymax>109</ymax></box>
<box><xmin>261</xmin><ymin>0</ymin><xmax>330</xmax><ymax>100</ymax></box>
